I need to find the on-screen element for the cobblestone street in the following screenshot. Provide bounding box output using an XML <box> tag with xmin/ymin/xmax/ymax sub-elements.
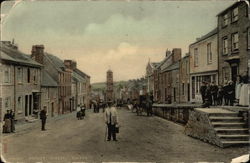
<box><xmin>2</xmin><ymin>108</ymin><xmax>248</xmax><ymax>163</ymax></box>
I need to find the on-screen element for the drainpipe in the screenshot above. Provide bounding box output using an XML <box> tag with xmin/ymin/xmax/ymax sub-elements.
<box><xmin>13</xmin><ymin>66</ymin><xmax>16</xmax><ymax>118</ymax></box>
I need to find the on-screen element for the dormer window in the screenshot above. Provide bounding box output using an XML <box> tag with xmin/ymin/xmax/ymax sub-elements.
<box><xmin>232</xmin><ymin>7</ymin><xmax>238</xmax><ymax>22</ymax></box>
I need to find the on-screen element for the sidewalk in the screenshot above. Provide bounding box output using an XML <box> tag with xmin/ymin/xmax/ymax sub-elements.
<box><xmin>2</xmin><ymin>109</ymin><xmax>93</xmax><ymax>136</ymax></box>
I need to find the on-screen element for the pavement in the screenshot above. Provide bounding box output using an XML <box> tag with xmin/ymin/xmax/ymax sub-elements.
<box><xmin>1</xmin><ymin>108</ymin><xmax>249</xmax><ymax>163</ymax></box>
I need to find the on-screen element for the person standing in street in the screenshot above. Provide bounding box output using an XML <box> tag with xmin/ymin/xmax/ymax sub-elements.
<box><xmin>210</xmin><ymin>81</ymin><xmax>218</xmax><ymax>106</ymax></box>
<box><xmin>40</xmin><ymin>106</ymin><xmax>47</xmax><ymax>131</ymax></box>
<box><xmin>104</xmin><ymin>101</ymin><xmax>118</xmax><ymax>141</ymax></box>
<box><xmin>200</xmin><ymin>82</ymin><xmax>207</xmax><ymax>104</ymax></box>
<box><xmin>10</xmin><ymin>110</ymin><xmax>15</xmax><ymax>133</ymax></box>
<box><xmin>3</xmin><ymin>110</ymin><xmax>11</xmax><ymax>133</ymax></box>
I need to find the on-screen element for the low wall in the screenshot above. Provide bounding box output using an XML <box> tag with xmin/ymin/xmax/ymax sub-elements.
<box><xmin>152</xmin><ymin>103</ymin><xmax>202</xmax><ymax>124</ymax></box>
<box><xmin>184</xmin><ymin>109</ymin><xmax>221</xmax><ymax>147</ymax></box>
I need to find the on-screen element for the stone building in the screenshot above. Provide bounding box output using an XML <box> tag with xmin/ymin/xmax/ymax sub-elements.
<box><xmin>31</xmin><ymin>45</ymin><xmax>72</xmax><ymax>114</ymax></box>
<box><xmin>106</xmin><ymin>69</ymin><xmax>114</xmax><ymax>102</ymax></box>
<box><xmin>74</xmin><ymin>68</ymin><xmax>91</xmax><ymax>109</ymax></box>
<box><xmin>179</xmin><ymin>54</ymin><xmax>190</xmax><ymax>103</ymax></box>
<box><xmin>189</xmin><ymin>28</ymin><xmax>218</xmax><ymax>103</ymax></box>
<box><xmin>154</xmin><ymin>48</ymin><xmax>182</xmax><ymax>103</ymax></box>
<box><xmin>41</xmin><ymin>70</ymin><xmax>58</xmax><ymax>117</ymax></box>
<box><xmin>146</xmin><ymin>61</ymin><xmax>160</xmax><ymax>94</ymax></box>
<box><xmin>217</xmin><ymin>1</ymin><xmax>250</xmax><ymax>84</ymax></box>
<box><xmin>64</xmin><ymin>60</ymin><xmax>88</xmax><ymax>110</ymax></box>
<box><xmin>0</xmin><ymin>41</ymin><xmax>42</xmax><ymax>120</ymax></box>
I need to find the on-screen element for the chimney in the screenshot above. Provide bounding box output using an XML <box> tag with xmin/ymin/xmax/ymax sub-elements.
<box><xmin>172</xmin><ymin>48</ymin><xmax>182</xmax><ymax>63</ymax></box>
<box><xmin>166</xmin><ymin>49</ymin><xmax>171</xmax><ymax>58</ymax></box>
<box><xmin>31</xmin><ymin>45</ymin><xmax>45</xmax><ymax>64</ymax></box>
<box><xmin>64</xmin><ymin>60</ymin><xmax>77</xmax><ymax>70</ymax></box>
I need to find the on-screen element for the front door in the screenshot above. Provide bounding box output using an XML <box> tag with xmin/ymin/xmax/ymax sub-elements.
<box><xmin>231</xmin><ymin>65</ymin><xmax>238</xmax><ymax>83</ymax></box>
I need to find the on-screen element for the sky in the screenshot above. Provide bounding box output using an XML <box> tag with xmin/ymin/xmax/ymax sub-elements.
<box><xmin>1</xmin><ymin>0</ymin><xmax>235</xmax><ymax>83</ymax></box>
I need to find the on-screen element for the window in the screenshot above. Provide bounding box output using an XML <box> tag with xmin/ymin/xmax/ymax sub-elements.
<box><xmin>5</xmin><ymin>97</ymin><xmax>10</xmax><ymax>109</ymax></box>
<box><xmin>33</xmin><ymin>69</ymin><xmax>37</xmax><ymax>84</ymax></box>
<box><xmin>182</xmin><ymin>83</ymin><xmax>185</xmax><ymax>95</ymax></box>
<box><xmin>223</xmin><ymin>14</ymin><xmax>229</xmax><ymax>26</ymax></box>
<box><xmin>17</xmin><ymin>67</ymin><xmax>23</xmax><ymax>83</ymax></box>
<box><xmin>232</xmin><ymin>7</ymin><xmax>238</xmax><ymax>22</ymax></box>
<box><xmin>4</xmin><ymin>68</ymin><xmax>10</xmax><ymax>83</ymax></box>
<box><xmin>223</xmin><ymin>37</ymin><xmax>228</xmax><ymax>55</ymax></box>
<box><xmin>207</xmin><ymin>43</ymin><xmax>212</xmax><ymax>64</ymax></box>
<box><xmin>232</xmin><ymin>33</ymin><xmax>239</xmax><ymax>51</ymax></box>
<box><xmin>248</xmin><ymin>28</ymin><xmax>250</xmax><ymax>49</ymax></box>
<box><xmin>27</xmin><ymin>68</ymin><xmax>31</xmax><ymax>83</ymax></box>
<box><xmin>194</xmin><ymin>48</ymin><xmax>198</xmax><ymax>67</ymax></box>
<box><xmin>17</xmin><ymin>96</ymin><xmax>22</xmax><ymax>112</ymax></box>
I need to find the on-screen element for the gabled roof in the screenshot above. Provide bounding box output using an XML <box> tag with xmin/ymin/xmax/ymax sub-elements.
<box><xmin>217</xmin><ymin>1</ymin><xmax>244</xmax><ymax>16</ymax></box>
<box><xmin>151</xmin><ymin>62</ymin><xmax>160</xmax><ymax>68</ymax></box>
<box><xmin>41</xmin><ymin>70</ymin><xmax>58</xmax><ymax>87</ymax></box>
<box><xmin>161</xmin><ymin>61</ymin><xmax>179</xmax><ymax>73</ymax></box>
<box><xmin>0</xmin><ymin>42</ymin><xmax>42</xmax><ymax>67</ymax></box>
<box><xmin>189</xmin><ymin>28</ymin><xmax>217</xmax><ymax>47</ymax></box>
<box><xmin>45</xmin><ymin>53</ymin><xmax>65</xmax><ymax>72</ymax></box>
<box><xmin>72</xmin><ymin>71</ymin><xmax>86</xmax><ymax>83</ymax></box>
<box><xmin>75</xmin><ymin>68</ymin><xmax>90</xmax><ymax>78</ymax></box>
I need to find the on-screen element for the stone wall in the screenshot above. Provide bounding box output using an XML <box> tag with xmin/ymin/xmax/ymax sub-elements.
<box><xmin>184</xmin><ymin>109</ymin><xmax>221</xmax><ymax>147</ymax></box>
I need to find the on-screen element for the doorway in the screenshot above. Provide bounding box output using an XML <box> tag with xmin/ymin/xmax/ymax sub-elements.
<box><xmin>231</xmin><ymin>66</ymin><xmax>238</xmax><ymax>83</ymax></box>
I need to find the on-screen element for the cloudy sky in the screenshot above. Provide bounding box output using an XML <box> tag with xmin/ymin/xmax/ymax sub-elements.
<box><xmin>1</xmin><ymin>0</ymin><xmax>234</xmax><ymax>83</ymax></box>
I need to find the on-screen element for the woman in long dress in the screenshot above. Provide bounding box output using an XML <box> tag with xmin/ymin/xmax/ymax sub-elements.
<box><xmin>3</xmin><ymin>110</ymin><xmax>11</xmax><ymax>133</ymax></box>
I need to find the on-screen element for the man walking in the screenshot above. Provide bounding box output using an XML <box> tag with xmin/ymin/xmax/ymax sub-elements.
<box><xmin>104</xmin><ymin>101</ymin><xmax>118</xmax><ymax>141</ymax></box>
<box><xmin>40</xmin><ymin>106</ymin><xmax>47</xmax><ymax>131</ymax></box>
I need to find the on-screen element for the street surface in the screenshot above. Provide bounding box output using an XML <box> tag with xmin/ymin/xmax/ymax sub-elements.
<box><xmin>2</xmin><ymin>108</ymin><xmax>248</xmax><ymax>163</ymax></box>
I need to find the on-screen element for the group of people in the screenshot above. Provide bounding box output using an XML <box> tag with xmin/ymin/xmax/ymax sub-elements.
<box><xmin>200</xmin><ymin>74</ymin><xmax>249</xmax><ymax>107</ymax></box>
<box><xmin>3</xmin><ymin>110</ymin><xmax>15</xmax><ymax>133</ymax></box>
<box><xmin>131</xmin><ymin>93</ymin><xmax>154</xmax><ymax>116</ymax></box>
<box><xmin>76</xmin><ymin>104</ymin><xmax>86</xmax><ymax>120</ymax></box>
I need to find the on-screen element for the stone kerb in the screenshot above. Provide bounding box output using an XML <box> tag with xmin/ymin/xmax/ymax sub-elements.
<box><xmin>184</xmin><ymin>108</ymin><xmax>222</xmax><ymax>147</ymax></box>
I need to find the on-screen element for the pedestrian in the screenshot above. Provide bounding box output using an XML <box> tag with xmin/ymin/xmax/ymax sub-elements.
<box><xmin>104</xmin><ymin>101</ymin><xmax>118</xmax><ymax>141</ymax></box>
<box><xmin>200</xmin><ymin>81</ymin><xmax>207</xmax><ymax>104</ymax></box>
<box><xmin>223</xmin><ymin>81</ymin><xmax>229</xmax><ymax>105</ymax></box>
<box><xmin>76</xmin><ymin>104</ymin><xmax>81</xmax><ymax>120</ymax></box>
<box><xmin>10</xmin><ymin>110</ymin><xmax>15</xmax><ymax>133</ymax></box>
<box><xmin>3</xmin><ymin>110</ymin><xmax>11</xmax><ymax>133</ymax></box>
<box><xmin>40</xmin><ymin>106</ymin><xmax>47</xmax><ymax>131</ymax></box>
<box><xmin>210</xmin><ymin>81</ymin><xmax>218</xmax><ymax>106</ymax></box>
<box><xmin>217</xmin><ymin>85</ymin><xmax>224</xmax><ymax>106</ymax></box>
<box><xmin>203</xmin><ymin>84</ymin><xmax>212</xmax><ymax>107</ymax></box>
<box><xmin>81</xmin><ymin>104</ymin><xmax>86</xmax><ymax>119</ymax></box>
<box><xmin>227</xmin><ymin>81</ymin><xmax>235</xmax><ymax>106</ymax></box>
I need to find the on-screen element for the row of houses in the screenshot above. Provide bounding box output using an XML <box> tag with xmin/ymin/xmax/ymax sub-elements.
<box><xmin>0</xmin><ymin>41</ymin><xmax>91</xmax><ymax>121</ymax></box>
<box><xmin>146</xmin><ymin>1</ymin><xmax>250</xmax><ymax>104</ymax></box>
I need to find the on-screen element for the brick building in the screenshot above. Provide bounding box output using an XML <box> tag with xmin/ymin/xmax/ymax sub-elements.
<box><xmin>217</xmin><ymin>1</ymin><xmax>250</xmax><ymax>84</ymax></box>
<box><xmin>189</xmin><ymin>28</ymin><xmax>218</xmax><ymax>103</ymax></box>
<box><xmin>0</xmin><ymin>41</ymin><xmax>42</xmax><ymax>120</ymax></box>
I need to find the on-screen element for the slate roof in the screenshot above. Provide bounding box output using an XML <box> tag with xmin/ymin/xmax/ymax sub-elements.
<box><xmin>75</xmin><ymin>68</ymin><xmax>90</xmax><ymax>78</ymax></box>
<box><xmin>0</xmin><ymin>42</ymin><xmax>42</xmax><ymax>67</ymax></box>
<box><xmin>72</xmin><ymin>71</ymin><xmax>86</xmax><ymax>83</ymax></box>
<box><xmin>41</xmin><ymin>70</ymin><xmax>58</xmax><ymax>87</ymax></box>
<box><xmin>161</xmin><ymin>61</ymin><xmax>179</xmax><ymax>73</ymax></box>
<box><xmin>190</xmin><ymin>28</ymin><xmax>217</xmax><ymax>46</ymax></box>
<box><xmin>45</xmin><ymin>53</ymin><xmax>65</xmax><ymax>72</ymax></box>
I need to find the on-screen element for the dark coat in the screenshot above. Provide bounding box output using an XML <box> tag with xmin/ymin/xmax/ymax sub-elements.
<box><xmin>40</xmin><ymin>110</ymin><xmax>47</xmax><ymax>120</ymax></box>
<box><xmin>200</xmin><ymin>85</ymin><xmax>207</xmax><ymax>95</ymax></box>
